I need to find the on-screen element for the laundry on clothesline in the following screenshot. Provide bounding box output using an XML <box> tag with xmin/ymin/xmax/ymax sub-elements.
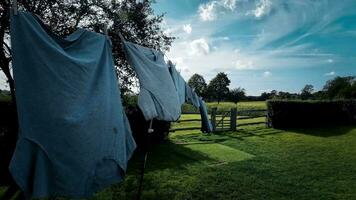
<box><xmin>185</xmin><ymin>84</ymin><xmax>201</xmax><ymax>108</ymax></box>
<box><xmin>199</xmin><ymin>98</ymin><xmax>213</xmax><ymax>133</ymax></box>
<box><xmin>168</xmin><ymin>61</ymin><xmax>186</xmax><ymax>106</ymax></box>
<box><xmin>121</xmin><ymin>40</ymin><xmax>181</xmax><ymax>121</ymax></box>
<box><xmin>10</xmin><ymin>11</ymin><xmax>136</xmax><ymax>199</ymax></box>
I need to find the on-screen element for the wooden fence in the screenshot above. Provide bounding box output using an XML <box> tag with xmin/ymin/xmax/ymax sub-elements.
<box><xmin>170</xmin><ymin>107</ymin><xmax>267</xmax><ymax>132</ymax></box>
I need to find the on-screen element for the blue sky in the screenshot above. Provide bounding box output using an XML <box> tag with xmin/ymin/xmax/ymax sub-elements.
<box><xmin>153</xmin><ymin>0</ymin><xmax>356</xmax><ymax>95</ymax></box>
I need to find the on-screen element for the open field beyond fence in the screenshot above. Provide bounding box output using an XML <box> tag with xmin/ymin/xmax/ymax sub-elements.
<box><xmin>1</xmin><ymin>101</ymin><xmax>356</xmax><ymax>200</ymax></box>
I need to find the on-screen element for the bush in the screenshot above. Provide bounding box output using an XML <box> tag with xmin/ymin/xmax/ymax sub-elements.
<box><xmin>0</xmin><ymin>101</ymin><xmax>17</xmax><ymax>185</ymax></box>
<box><xmin>267</xmin><ymin>100</ymin><xmax>356</xmax><ymax>128</ymax></box>
<box><xmin>181</xmin><ymin>103</ymin><xmax>199</xmax><ymax>113</ymax></box>
<box><xmin>125</xmin><ymin>106</ymin><xmax>171</xmax><ymax>149</ymax></box>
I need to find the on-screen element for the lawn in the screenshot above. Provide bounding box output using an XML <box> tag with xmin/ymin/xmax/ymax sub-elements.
<box><xmin>182</xmin><ymin>101</ymin><xmax>266</xmax><ymax>113</ymax></box>
<box><xmin>89</xmin><ymin>118</ymin><xmax>356</xmax><ymax>200</ymax></box>
<box><xmin>207</xmin><ymin>101</ymin><xmax>267</xmax><ymax>111</ymax></box>
<box><xmin>2</xmin><ymin>106</ymin><xmax>356</xmax><ymax>199</ymax></box>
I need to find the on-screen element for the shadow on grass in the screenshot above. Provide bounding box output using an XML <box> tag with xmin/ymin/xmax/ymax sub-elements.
<box><xmin>214</xmin><ymin>127</ymin><xmax>283</xmax><ymax>141</ymax></box>
<box><xmin>280</xmin><ymin>125</ymin><xmax>356</xmax><ymax>137</ymax></box>
<box><xmin>127</xmin><ymin>141</ymin><xmax>217</xmax><ymax>174</ymax></box>
<box><xmin>172</xmin><ymin>133</ymin><xmax>230</xmax><ymax>144</ymax></box>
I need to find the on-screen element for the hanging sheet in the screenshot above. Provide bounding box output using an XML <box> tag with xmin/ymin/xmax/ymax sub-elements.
<box><xmin>199</xmin><ymin>98</ymin><xmax>213</xmax><ymax>133</ymax></box>
<box><xmin>168</xmin><ymin>61</ymin><xmax>186</xmax><ymax>106</ymax></box>
<box><xmin>122</xmin><ymin>41</ymin><xmax>181</xmax><ymax>121</ymax></box>
<box><xmin>10</xmin><ymin>12</ymin><xmax>136</xmax><ymax>199</ymax></box>
<box><xmin>185</xmin><ymin>84</ymin><xmax>200</xmax><ymax>108</ymax></box>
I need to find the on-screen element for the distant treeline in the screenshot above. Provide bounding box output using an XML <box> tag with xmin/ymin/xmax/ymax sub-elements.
<box><xmin>187</xmin><ymin>73</ymin><xmax>356</xmax><ymax>102</ymax></box>
<box><xmin>1</xmin><ymin>75</ymin><xmax>355</xmax><ymax>104</ymax></box>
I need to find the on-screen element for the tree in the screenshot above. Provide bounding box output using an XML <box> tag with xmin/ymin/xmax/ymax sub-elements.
<box><xmin>0</xmin><ymin>0</ymin><xmax>174</xmax><ymax>158</ymax></box>
<box><xmin>260</xmin><ymin>90</ymin><xmax>278</xmax><ymax>100</ymax></box>
<box><xmin>187</xmin><ymin>73</ymin><xmax>207</xmax><ymax>97</ymax></box>
<box><xmin>323</xmin><ymin>76</ymin><xmax>355</xmax><ymax>99</ymax></box>
<box><xmin>0</xmin><ymin>0</ymin><xmax>174</xmax><ymax>99</ymax></box>
<box><xmin>301</xmin><ymin>84</ymin><xmax>314</xmax><ymax>100</ymax></box>
<box><xmin>229</xmin><ymin>87</ymin><xmax>245</xmax><ymax>104</ymax></box>
<box><xmin>206</xmin><ymin>72</ymin><xmax>231</xmax><ymax>103</ymax></box>
<box><xmin>277</xmin><ymin>91</ymin><xmax>293</xmax><ymax>99</ymax></box>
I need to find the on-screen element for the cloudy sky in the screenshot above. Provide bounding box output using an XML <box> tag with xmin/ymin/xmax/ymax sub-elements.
<box><xmin>153</xmin><ymin>0</ymin><xmax>356</xmax><ymax>95</ymax></box>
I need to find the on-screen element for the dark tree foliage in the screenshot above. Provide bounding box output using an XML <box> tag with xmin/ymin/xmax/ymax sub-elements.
<box><xmin>206</xmin><ymin>72</ymin><xmax>230</xmax><ymax>103</ymax></box>
<box><xmin>300</xmin><ymin>84</ymin><xmax>314</xmax><ymax>100</ymax></box>
<box><xmin>0</xmin><ymin>0</ymin><xmax>175</xmax><ymax>98</ymax></box>
<box><xmin>228</xmin><ymin>87</ymin><xmax>245</xmax><ymax>104</ymax></box>
<box><xmin>187</xmin><ymin>73</ymin><xmax>207</xmax><ymax>97</ymax></box>
<box><xmin>323</xmin><ymin>76</ymin><xmax>356</xmax><ymax>99</ymax></box>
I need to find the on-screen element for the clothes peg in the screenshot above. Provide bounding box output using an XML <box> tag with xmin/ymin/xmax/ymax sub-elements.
<box><xmin>118</xmin><ymin>32</ymin><xmax>125</xmax><ymax>41</ymax></box>
<box><xmin>12</xmin><ymin>0</ymin><xmax>18</xmax><ymax>15</ymax></box>
<box><xmin>103</xmin><ymin>24</ymin><xmax>108</xmax><ymax>36</ymax></box>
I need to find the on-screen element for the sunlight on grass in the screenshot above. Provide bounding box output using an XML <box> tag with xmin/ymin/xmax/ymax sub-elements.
<box><xmin>182</xmin><ymin>143</ymin><xmax>254</xmax><ymax>164</ymax></box>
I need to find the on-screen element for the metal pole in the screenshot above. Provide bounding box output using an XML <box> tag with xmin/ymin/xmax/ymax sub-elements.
<box><xmin>136</xmin><ymin>119</ymin><xmax>153</xmax><ymax>200</ymax></box>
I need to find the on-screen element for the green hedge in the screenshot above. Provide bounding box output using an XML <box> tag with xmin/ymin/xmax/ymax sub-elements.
<box><xmin>267</xmin><ymin>100</ymin><xmax>356</xmax><ymax>128</ymax></box>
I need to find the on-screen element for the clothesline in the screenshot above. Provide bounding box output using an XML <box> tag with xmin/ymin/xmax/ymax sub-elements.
<box><xmin>7</xmin><ymin>7</ymin><xmax>213</xmax><ymax>199</ymax></box>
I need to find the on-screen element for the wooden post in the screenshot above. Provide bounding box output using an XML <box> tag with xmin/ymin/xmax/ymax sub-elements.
<box><xmin>230</xmin><ymin>108</ymin><xmax>237</xmax><ymax>131</ymax></box>
<box><xmin>211</xmin><ymin>107</ymin><xmax>217</xmax><ymax>132</ymax></box>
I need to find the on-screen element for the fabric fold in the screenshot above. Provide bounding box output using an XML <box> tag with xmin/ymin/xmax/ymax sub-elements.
<box><xmin>10</xmin><ymin>11</ymin><xmax>136</xmax><ymax>199</ymax></box>
<box><xmin>122</xmin><ymin>41</ymin><xmax>181</xmax><ymax>121</ymax></box>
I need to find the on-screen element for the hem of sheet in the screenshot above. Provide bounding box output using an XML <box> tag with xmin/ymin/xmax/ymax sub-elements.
<box><xmin>10</xmin><ymin>134</ymin><xmax>136</xmax><ymax>199</ymax></box>
<box><xmin>9</xmin><ymin>137</ymin><xmax>54</xmax><ymax>199</ymax></box>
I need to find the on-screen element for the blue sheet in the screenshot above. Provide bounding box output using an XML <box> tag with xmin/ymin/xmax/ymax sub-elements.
<box><xmin>199</xmin><ymin>98</ymin><xmax>213</xmax><ymax>133</ymax></box>
<box><xmin>122</xmin><ymin>41</ymin><xmax>181</xmax><ymax>121</ymax></box>
<box><xmin>168</xmin><ymin>61</ymin><xmax>186</xmax><ymax>106</ymax></box>
<box><xmin>185</xmin><ymin>84</ymin><xmax>201</xmax><ymax>108</ymax></box>
<box><xmin>10</xmin><ymin>12</ymin><xmax>136</xmax><ymax>199</ymax></box>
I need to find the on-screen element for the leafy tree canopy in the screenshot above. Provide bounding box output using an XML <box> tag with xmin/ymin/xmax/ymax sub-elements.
<box><xmin>228</xmin><ymin>87</ymin><xmax>245</xmax><ymax>104</ymax></box>
<box><xmin>300</xmin><ymin>84</ymin><xmax>314</xmax><ymax>100</ymax></box>
<box><xmin>0</xmin><ymin>0</ymin><xmax>174</xmax><ymax>98</ymax></box>
<box><xmin>187</xmin><ymin>73</ymin><xmax>207</xmax><ymax>97</ymax></box>
<box><xmin>323</xmin><ymin>76</ymin><xmax>355</xmax><ymax>99</ymax></box>
<box><xmin>206</xmin><ymin>72</ymin><xmax>230</xmax><ymax>103</ymax></box>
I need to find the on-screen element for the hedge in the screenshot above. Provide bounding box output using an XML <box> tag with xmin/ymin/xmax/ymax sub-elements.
<box><xmin>267</xmin><ymin>100</ymin><xmax>356</xmax><ymax>128</ymax></box>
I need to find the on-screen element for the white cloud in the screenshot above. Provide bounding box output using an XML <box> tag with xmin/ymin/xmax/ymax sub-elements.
<box><xmin>189</xmin><ymin>38</ymin><xmax>210</xmax><ymax>55</ymax></box>
<box><xmin>235</xmin><ymin>59</ymin><xmax>254</xmax><ymax>70</ymax></box>
<box><xmin>263</xmin><ymin>71</ymin><xmax>272</xmax><ymax>77</ymax></box>
<box><xmin>327</xmin><ymin>59</ymin><xmax>334</xmax><ymax>63</ymax></box>
<box><xmin>163</xmin><ymin>28</ymin><xmax>173</xmax><ymax>35</ymax></box>
<box><xmin>223</xmin><ymin>0</ymin><xmax>238</xmax><ymax>10</ymax></box>
<box><xmin>198</xmin><ymin>1</ymin><xmax>218</xmax><ymax>21</ymax></box>
<box><xmin>222</xmin><ymin>36</ymin><xmax>230</xmax><ymax>40</ymax></box>
<box><xmin>169</xmin><ymin>57</ymin><xmax>185</xmax><ymax>68</ymax></box>
<box><xmin>249</xmin><ymin>0</ymin><xmax>272</xmax><ymax>18</ymax></box>
<box><xmin>324</xmin><ymin>71</ymin><xmax>336</xmax><ymax>76</ymax></box>
<box><xmin>183</xmin><ymin>24</ymin><xmax>192</xmax><ymax>34</ymax></box>
<box><xmin>197</xmin><ymin>0</ymin><xmax>239</xmax><ymax>21</ymax></box>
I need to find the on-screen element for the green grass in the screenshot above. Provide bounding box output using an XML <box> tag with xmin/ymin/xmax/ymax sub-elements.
<box><xmin>182</xmin><ymin>101</ymin><xmax>266</xmax><ymax>113</ymax></box>
<box><xmin>0</xmin><ymin>93</ymin><xmax>11</xmax><ymax>102</ymax></box>
<box><xmin>207</xmin><ymin>101</ymin><xmax>267</xmax><ymax>111</ymax></box>
<box><xmin>2</xmin><ymin>104</ymin><xmax>356</xmax><ymax>199</ymax></box>
<box><xmin>88</xmin><ymin>117</ymin><xmax>356</xmax><ymax>200</ymax></box>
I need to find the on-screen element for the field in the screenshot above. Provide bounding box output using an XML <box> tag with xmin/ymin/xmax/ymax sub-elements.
<box><xmin>182</xmin><ymin>101</ymin><xmax>266</xmax><ymax>113</ymax></box>
<box><xmin>207</xmin><ymin>101</ymin><xmax>267</xmax><ymax>111</ymax></box>
<box><xmin>90</xmin><ymin>122</ymin><xmax>356</xmax><ymax>200</ymax></box>
<box><xmin>1</xmin><ymin>101</ymin><xmax>356</xmax><ymax>199</ymax></box>
<box><xmin>89</xmin><ymin>101</ymin><xmax>356</xmax><ymax>200</ymax></box>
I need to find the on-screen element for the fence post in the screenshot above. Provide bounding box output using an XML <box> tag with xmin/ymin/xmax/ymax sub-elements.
<box><xmin>230</xmin><ymin>108</ymin><xmax>237</xmax><ymax>131</ymax></box>
<box><xmin>211</xmin><ymin>107</ymin><xmax>217</xmax><ymax>132</ymax></box>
